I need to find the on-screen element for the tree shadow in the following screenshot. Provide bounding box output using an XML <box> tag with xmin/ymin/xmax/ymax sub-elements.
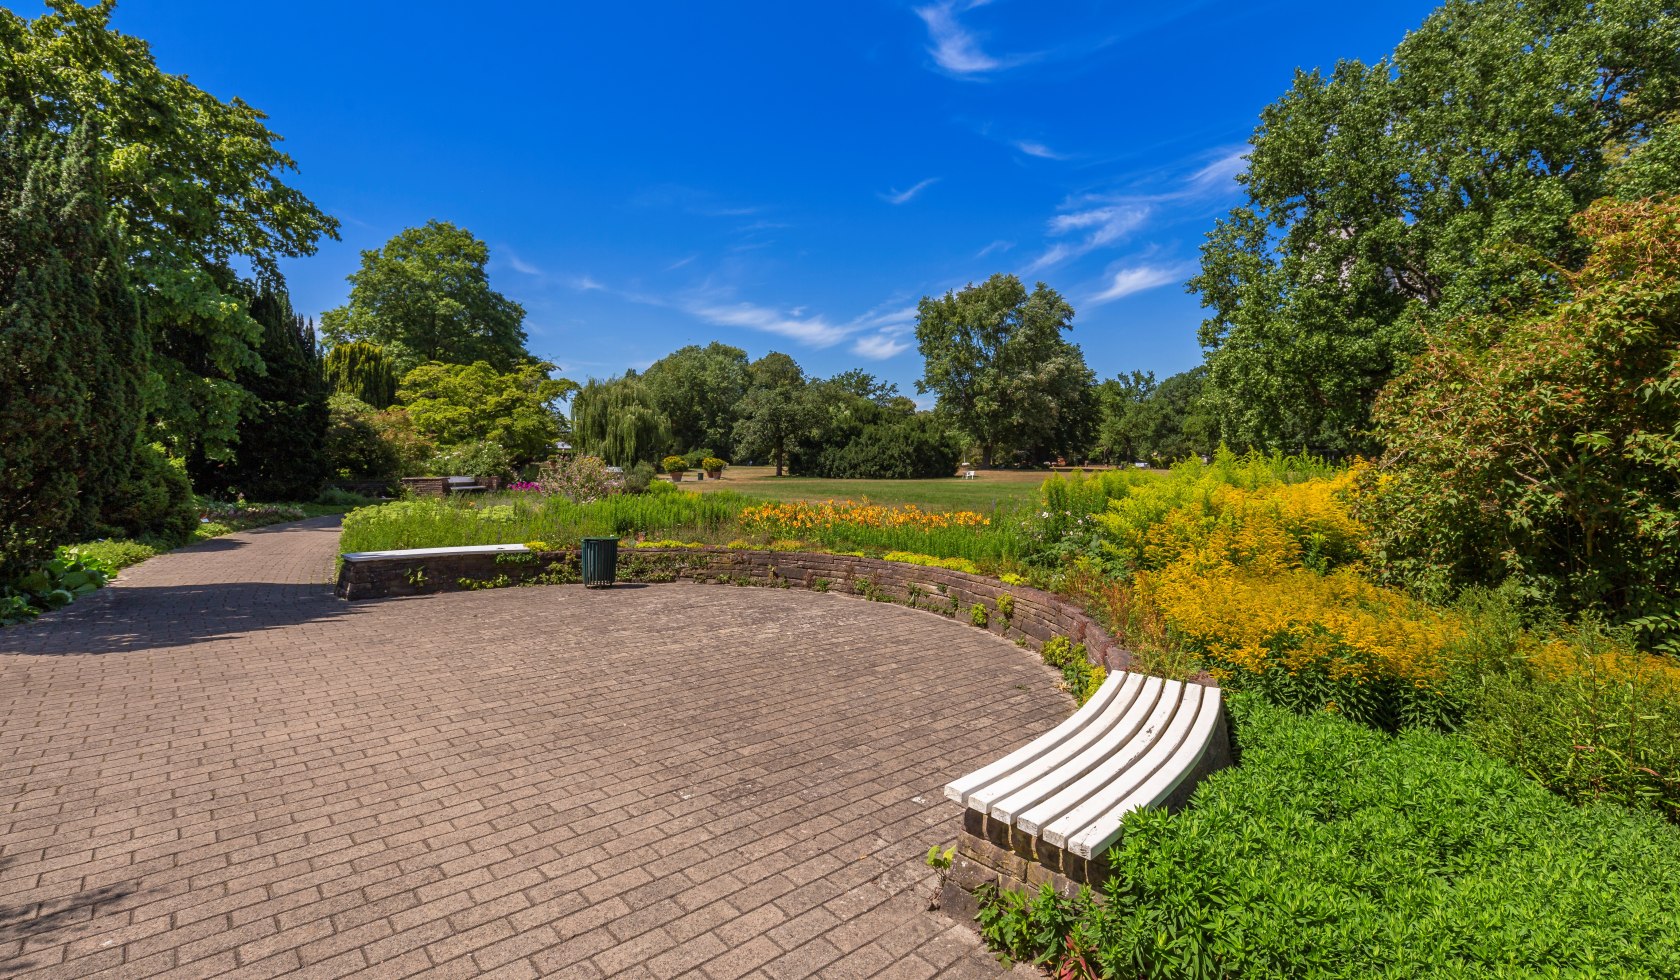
<box><xmin>0</xmin><ymin>581</ymin><xmax>358</xmax><ymax>656</ymax></box>
<box><xmin>0</xmin><ymin>856</ymin><xmax>147</xmax><ymax>973</ymax></box>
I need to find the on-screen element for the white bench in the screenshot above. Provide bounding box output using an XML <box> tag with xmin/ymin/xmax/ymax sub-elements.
<box><xmin>945</xmin><ymin>670</ymin><xmax>1226</xmax><ymax>869</ymax></box>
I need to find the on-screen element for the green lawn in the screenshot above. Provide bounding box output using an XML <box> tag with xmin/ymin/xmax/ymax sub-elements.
<box><xmin>687</xmin><ymin>470</ymin><xmax>1046</xmax><ymax>510</ymax></box>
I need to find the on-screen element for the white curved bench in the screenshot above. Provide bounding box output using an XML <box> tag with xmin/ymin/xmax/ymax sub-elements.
<box><xmin>944</xmin><ymin>670</ymin><xmax>1228</xmax><ymax>890</ymax></box>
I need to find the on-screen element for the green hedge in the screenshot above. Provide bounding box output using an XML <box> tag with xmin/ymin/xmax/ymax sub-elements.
<box><xmin>978</xmin><ymin>695</ymin><xmax>1680</xmax><ymax>978</ymax></box>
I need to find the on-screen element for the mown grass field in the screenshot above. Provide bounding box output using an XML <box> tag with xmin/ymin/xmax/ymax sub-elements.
<box><xmin>685</xmin><ymin>465</ymin><xmax>1054</xmax><ymax>509</ymax></box>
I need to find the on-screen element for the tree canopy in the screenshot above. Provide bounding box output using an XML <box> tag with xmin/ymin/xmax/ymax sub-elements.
<box><xmin>397</xmin><ymin>360</ymin><xmax>576</xmax><ymax>466</ymax></box>
<box><xmin>1192</xmin><ymin>0</ymin><xmax>1680</xmax><ymax>456</ymax></box>
<box><xmin>1361</xmin><ymin>196</ymin><xmax>1680</xmax><ymax>647</ymax></box>
<box><xmin>641</xmin><ymin>342</ymin><xmax>750</xmax><ymax>456</ymax></box>
<box><xmin>0</xmin><ymin>100</ymin><xmax>143</xmax><ymax>581</ymax></box>
<box><xmin>323</xmin><ymin>221</ymin><xmax>528</xmax><ymax>373</ymax></box>
<box><xmin>915</xmin><ymin>273</ymin><xmax>1094</xmax><ymax>467</ymax></box>
<box><xmin>1</xmin><ymin>0</ymin><xmax>339</xmax><ymax>458</ymax></box>
<box><xmin>570</xmin><ymin>375</ymin><xmax>671</xmax><ymax>467</ymax></box>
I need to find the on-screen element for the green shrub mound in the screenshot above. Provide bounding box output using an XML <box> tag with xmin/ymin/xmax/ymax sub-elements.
<box><xmin>980</xmin><ymin>695</ymin><xmax>1680</xmax><ymax>979</ymax></box>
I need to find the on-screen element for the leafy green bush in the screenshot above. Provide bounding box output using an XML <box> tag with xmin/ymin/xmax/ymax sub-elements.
<box><xmin>99</xmin><ymin>442</ymin><xmax>198</xmax><ymax>543</ymax></box>
<box><xmin>1364</xmin><ymin>198</ymin><xmax>1680</xmax><ymax>649</ymax></box>
<box><xmin>324</xmin><ymin>394</ymin><xmax>401</xmax><ymax>481</ymax></box>
<box><xmin>801</xmin><ymin>413</ymin><xmax>959</xmax><ymax>479</ymax></box>
<box><xmin>977</xmin><ymin>695</ymin><xmax>1680</xmax><ymax>978</ymax></box>
<box><xmin>661</xmin><ymin>455</ymin><xmax>688</xmax><ymax>474</ymax></box>
<box><xmin>70</xmin><ymin>538</ymin><xmax>161</xmax><ymax>570</ymax></box>
<box><xmin>426</xmin><ymin>440</ymin><xmax>515</xmax><ymax>480</ymax></box>
<box><xmin>317</xmin><ymin>486</ymin><xmax>379</xmax><ymax>507</ymax></box>
<box><xmin>2</xmin><ymin>547</ymin><xmax>115</xmax><ymax>625</ymax></box>
<box><xmin>1041</xmin><ymin>636</ymin><xmax>1106</xmax><ymax>706</ymax></box>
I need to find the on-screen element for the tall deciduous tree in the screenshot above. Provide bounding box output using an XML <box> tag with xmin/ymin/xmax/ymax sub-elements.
<box><xmin>323</xmin><ymin>221</ymin><xmax>527</xmax><ymax>373</ymax></box>
<box><xmin>0</xmin><ymin>104</ymin><xmax>143</xmax><ymax>582</ymax></box>
<box><xmin>570</xmin><ymin>375</ymin><xmax>671</xmax><ymax>467</ymax></box>
<box><xmin>397</xmin><ymin>360</ymin><xmax>577</xmax><ymax>466</ymax></box>
<box><xmin>914</xmin><ymin>274</ymin><xmax>1094</xmax><ymax>468</ymax></box>
<box><xmin>733</xmin><ymin>353</ymin><xmax>814</xmax><ymax>477</ymax></box>
<box><xmin>1193</xmin><ymin>0</ymin><xmax>1680</xmax><ymax>455</ymax></box>
<box><xmin>641</xmin><ymin>342</ymin><xmax>750</xmax><ymax>457</ymax></box>
<box><xmin>1</xmin><ymin>1</ymin><xmax>339</xmax><ymax>459</ymax></box>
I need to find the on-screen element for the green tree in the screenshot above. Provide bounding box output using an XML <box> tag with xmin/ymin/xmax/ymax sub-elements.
<box><xmin>914</xmin><ymin>273</ymin><xmax>1094</xmax><ymax>468</ymax></box>
<box><xmin>733</xmin><ymin>353</ymin><xmax>813</xmax><ymax>477</ymax></box>
<box><xmin>324</xmin><ymin>340</ymin><xmax>397</xmax><ymax>409</ymax></box>
<box><xmin>323</xmin><ymin>220</ymin><xmax>527</xmax><ymax>372</ymax></box>
<box><xmin>641</xmin><ymin>342</ymin><xmax>750</xmax><ymax>456</ymax></box>
<box><xmin>1096</xmin><ymin>368</ymin><xmax>1216</xmax><ymax>464</ymax></box>
<box><xmin>190</xmin><ymin>286</ymin><xmax>330</xmax><ymax>500</ymax></box>
<box><xmin>1193</xmin><ymin>0</ymin><xmax>1680</xmax><ymax>456</ymax></box>
<box><xmin>1362</xmin><ymin>197</ymin><xmax>1680</xmax><ymax>648</ymax></box>
<box><xmin>397</xmin><ymin>360</ymin><xmax>577</xmax><ymax>466</ymax></box>
<box><xmin>0</xmin><ymin>104</ymin><xmax>143</xmax><ymax>583</ymax></box>
<box><xmin>570</xmin><ymin>375</ymin><xmax>672</xmax><ymax>467</ymax></box>
<box><xmin>1</xmin><ymin>1</ymin><xmax>339</xmax><ymax>459</ymax></box>
<box><xmin>324</xmin><ymin>394</ymin><xmax>401</xmax><ymax>482</ymax></box>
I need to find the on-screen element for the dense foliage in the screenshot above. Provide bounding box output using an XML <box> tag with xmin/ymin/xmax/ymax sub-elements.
<box><xmin>571</xmin><ymin>375</ymin><xmax>671</xmax><ymax>467</ymax></box>
<box><xmin>324</xmin><ymin>340</ymin><xmax>397</xmax><ymax>409</ymax></box>
<box><xmin>641</xmin><ymin>342</ymin><xmax>750</xmax><ymax>458</ymax></box>
<box><xmin>1193</xmin><ymin>0</ymin><xmax>1680</xmax><ymax>456</ymax></box>
<box><xmin>322</xmin><ymin>220</ymin><xmax>527</xmax><ymax>373</ymax></box>
<box><xmin>2</xmin><ymin>0</ymin><xmax>337</xmax><ymax>459</ymax></box>
<box><xmin>398</xmin><ymin>359</ymin><xmax>575</xmax><ymax>466</ymax></box>
<box><xmin>1364</xmin><ymin>197</ymin><xmax>1680</xmax><ymax>649</ymax></box>
<box><xmin>978</xmin><ymin>695</ymin><xmax>1680</xmax><ymax>979</ymax></box>
<box><xmin>0</xmin><ymin>101</ymin><xmax>143</xmax><ymax>584</ymax></box>
<box><xmin>189</xmin><ymin>286</ymin><xmax>330</xmax><ymax>501</ymax></box>
<box><xmin>915</xmin><ymin>273</ymin><xmax>1095</xmax><ymax>467</ymax></box>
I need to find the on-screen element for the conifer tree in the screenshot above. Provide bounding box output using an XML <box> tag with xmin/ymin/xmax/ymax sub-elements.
<box><xmin>0</xmin><ymin>105</ymin><xmax>145</xmax><ymax>582</ymax></box>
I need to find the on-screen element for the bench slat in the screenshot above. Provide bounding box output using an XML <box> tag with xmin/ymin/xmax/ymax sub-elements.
<box><xmin>1061</xmin><ymin>689</ymin><xmax>1224</xmax><ymax>858</ymax></box>
<box><xmin>943</xmin><ymin>671</ymin><xmax>1135</xmax><ymax>806</ymax></box>
<box><xmin>988</xmin><ymin>676</ymin><xmax>1169</xmax><ymax>825</ymax></box>
<box><xmin>1013</xmin><ymin>681</ymin><xmax>1197</xmax><ymax>837</ymax></box>
<box><xmin>966</xmin><ymin>675</ymin><xmax>1155</xmax><ymax>819</ymax></box>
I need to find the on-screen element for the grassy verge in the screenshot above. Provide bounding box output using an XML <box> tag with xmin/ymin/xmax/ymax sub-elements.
<box><xmin>977</xmin><ymin>694</ymin><xmax>1680</xmax><ymax>978</ymax></box>
<box><xmin>685</xmin><ymin>468</ymin><xmax>1048</xmax><ymax>509</ymax></box>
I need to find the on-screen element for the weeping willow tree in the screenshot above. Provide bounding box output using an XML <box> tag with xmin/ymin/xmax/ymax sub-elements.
<box><xmin>324</xmin><ymin>340</ymin><xmax>397</xmax><ymax>408</ymax></box>
<box><xmin>570</xmin><ymin>375</ymin><xmax>671</xmax><ymax>466</ymax></box>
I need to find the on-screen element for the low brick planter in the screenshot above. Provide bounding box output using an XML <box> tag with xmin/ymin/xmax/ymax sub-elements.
<box><xmin>337</xmin><ymin>543</ymin><xmax>1215</xmax><ymax>683</ymax></box>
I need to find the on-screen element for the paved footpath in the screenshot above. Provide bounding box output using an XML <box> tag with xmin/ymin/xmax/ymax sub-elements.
<box><xmin>0</xmin><ymin>519</ymin><xmax>1065</xmax><ymax>979</ymax></box>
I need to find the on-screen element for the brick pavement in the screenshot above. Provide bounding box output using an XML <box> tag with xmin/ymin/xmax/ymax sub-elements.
<box><xmin>0</xmin><ymin>518</ymin><xmax>1066</xmax><ymax>978</ymax></box>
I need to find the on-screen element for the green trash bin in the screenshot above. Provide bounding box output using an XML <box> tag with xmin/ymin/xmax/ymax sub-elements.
<box><xmin>580</xmin><ymin>537</ymin><xmax>619</xmax><ymax>588</ymax></box>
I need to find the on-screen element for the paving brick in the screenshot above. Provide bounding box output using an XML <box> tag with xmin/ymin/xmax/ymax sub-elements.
<box><xmin>0</xmin><ymin>516</ymin><xmax>1070</xmax><ymax>978</ymax></box>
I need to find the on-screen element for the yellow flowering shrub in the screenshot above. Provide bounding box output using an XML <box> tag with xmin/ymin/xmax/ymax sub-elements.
<box><xmin>739</xmin><ymin>499</ymin><xmax>990</xmax><ymax>533</ymax></box>
<box><xmin>882</xmin><ymin>551</ymin><xmax>981</xmax><ymax>574</ymax></box>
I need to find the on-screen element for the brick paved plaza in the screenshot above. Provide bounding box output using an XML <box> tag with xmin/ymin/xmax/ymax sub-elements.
<box><xmin>0</xmin><ymin>518</ymin><xmax>1065</xmax><ymax>978</ymax></box>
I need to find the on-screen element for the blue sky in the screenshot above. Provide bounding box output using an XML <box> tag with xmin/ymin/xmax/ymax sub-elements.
<box><xmin>106</xmin><ymin>0</ymin><xmax>1438</xmax><ymax>397</ymax></box>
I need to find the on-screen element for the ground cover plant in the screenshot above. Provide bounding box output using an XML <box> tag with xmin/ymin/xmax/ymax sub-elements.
<box><xmin>976</xmin><ymin>695</ymin><xmax>1680</xmax><ymax>979</ymax></box>
<box><xmin>692</xmin><ymin>471</ymin><xmax>1046</xmax><ymax>510</ymax></box>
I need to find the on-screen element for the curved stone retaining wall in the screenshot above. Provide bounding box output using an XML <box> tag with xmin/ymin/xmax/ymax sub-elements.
<box><xmin>337</xmin><ymin>543</ymin><xmax>1210</xmax><ymax>683</ymax></box>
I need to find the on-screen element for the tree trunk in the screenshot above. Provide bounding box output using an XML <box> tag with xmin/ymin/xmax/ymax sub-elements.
<box><xmin>981</xmin><ymin>443</ymin><xmax>994</xmax><ymax>469</ymax></box>
<box><xmin>774</xmin><ymin>439</ymin><xmax>785</xmax><ymax>477</ymax></box>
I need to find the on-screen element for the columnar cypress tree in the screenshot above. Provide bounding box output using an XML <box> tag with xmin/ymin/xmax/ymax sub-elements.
<box><xmin>323</xmin><ymin>340</ymin><xmax>397</xmax><ymax>408</ymax></box>
<box><xmin>0</xmin><ymin>106</ymin><xmax>145</xmax><ymax>583</ymax></box>
<box><xmin>191</xmin><ymin>287</ymin><xmax>331</xmax><ymax>500</ymax></box>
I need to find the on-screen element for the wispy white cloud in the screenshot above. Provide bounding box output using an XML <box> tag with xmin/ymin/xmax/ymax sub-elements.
<box><xmin>880</xmin><ymin>177</ymin><xmax>941</xmax><ymax>205</ymax></box>
<box><xmin>1186</xmin><ymin>149</ymin><xmax>1248</xmax><ymax>192</ymax></box>
<box><xmin>1013</xmin><ymin>139</ymin><xmax>1069</xmax><ymax>160</ymax></box>
<box><xmin>684</xmin><ymin>300</ymin><xmax>852</xmax><ymax>347</ymax></box>
<box><xmin>914</xmin><ymin>0</ymin><xmax>1034</xmax><ymax>77</ymax></box>
<box><xmin>1024</xmin><ymin>203</ymin><xmax>1150</xmax><ymax>273</ymax></box>
<box><xmin>1087</xmin><ymin>263</ymin><xmax>1191</xmax><ymax>305</ymax></box>
<box><xmin>570</xmin><ymin>275</ymin><xmax>606</xmax><ymax>292</ymax></box>
<box><xmin>507</xmin><ymin>253</ymin><xmax>544</xmax><ymax>276</ymax></box>
<box><xmin>853</xmin><ymin>332</ymin><xmax>913</xmax><ymax>360</ymax></box>
<box><xmin>666</xmin><ymin>254</ymin><xmax>699</xmax><ymax>271</ymax></box>
<box><xmin>977</xmin><ymin>239</ymin><xmax>1014</xmax><ymax>258</ymax></box>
